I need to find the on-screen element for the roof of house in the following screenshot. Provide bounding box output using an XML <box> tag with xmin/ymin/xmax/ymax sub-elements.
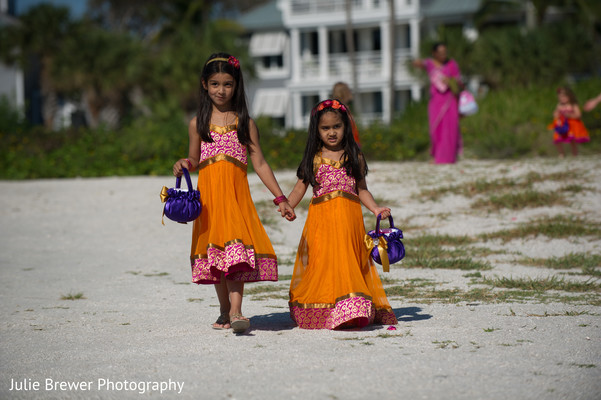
<box><xmin>421</xmin><ymin>0</ymin><xmax>482</xmax><ymax>17</ymax></box>
<box><xmin>238</xmin><ymin>0</ymin><xmax>283</xmax><ymax>31</ymax></box>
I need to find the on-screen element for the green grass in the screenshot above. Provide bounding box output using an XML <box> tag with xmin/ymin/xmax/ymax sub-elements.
<box><xmin>60</xmin><ymin>292</ymin><xmax>86</xmax><ymax>300</ymax></box>
<box><xmin>385</xmin><ymin>279</ymin><xmax>601</xmax><ymax>304</ymax></box>
<box><xmin>143</xmin><ymin>272</ymin><xmax>169</xmax><ymax>277</ymax></box>
<box><xmin>401</xmin><ymin>234</ymin><xmax>493</xmax><ymax>270</ymax></box>
<box><xmin>379</xmin><ymin>276</ymin><xmax>402</xmax><ymax>285</ymax></box>
<box><xmin>526</xmin><ymin>310</ymin><xmax>594</xmax><ymax>317</ymax></box>
<box><xmin>570</xmin><ymin>363</ymin><xmax>596</xmax><ymax>369</ymax></box>
<box><xmin>403</xmin><ymin>257</ymin><xmax>492</xmax><ymax>270</ymax></box>
<box><xmin>517</xmin><ymin>253</ymin><xmax>601</xmax><ymax>271</ymax></box>
<box><xmin>481</xmin><ymin>275</ymin><xmax>601</xmax><ymax>293</ymax></box>
<box><xmin>480</xmin><ymin>215</ymin><xmax>601</xmax><ymax>242</ymax></box>
<box><xmin>471</xmin><ymin>190</ymin><xmax>566</xmax><ymax>210</ymax></box>
<box><xmin>187</xmin><ymin>298</ymin><xmax>203</xmax><ymax>303</ymax></box>
<box><xmin>416</xmin><ymin>170</ymin><xmax>584</xmax><ymax>202</ymax></box>
<box><xmin>561</xmin><ymin>184</ymin><xmax>591</xmax><ymax>193</ymax></box>
<box><xmin>432</xmin><ymin>340</ymin><xmax>459</xmax><ymax>349</ymax></box>
<box><xmin>405</xmin><ymin>234</ymin><xmax>475</xmax><ymax>248</ymax></box>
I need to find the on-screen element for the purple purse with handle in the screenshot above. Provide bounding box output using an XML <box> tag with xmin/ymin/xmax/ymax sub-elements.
<box><xmin>160</xmin><ymin>168</ymin><xmax>201</xmax><ymax>224</ymax></box>
<box><xmin>365</xmin><ymin>214</ymin><xmax>405</xmax><ymax>272</ymax></box>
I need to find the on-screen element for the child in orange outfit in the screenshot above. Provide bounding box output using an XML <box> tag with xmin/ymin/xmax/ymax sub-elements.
<box><xmin>549</xmin><ymin>87</ymin><xmax>590</xmax><ymax>157</ymax></box>
<box><xmin>282</xmin><ymin>99</ymin><xmax>398</xmax><ymax>330</ymax></box>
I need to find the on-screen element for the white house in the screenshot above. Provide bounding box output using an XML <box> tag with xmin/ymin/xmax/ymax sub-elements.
<box><xmin>240</xmin><ymin>0</ymin><xmax>482</xmax><ymax>129</ymax></box>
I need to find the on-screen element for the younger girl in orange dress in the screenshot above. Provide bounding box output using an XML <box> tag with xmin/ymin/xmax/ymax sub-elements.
<box><xmin>172</xmin><ymin>53</ymin><xmax>294</xmax><ymax>333</ymax></box>
<box><xmin>284</xmin><ymin>99</ymin><xmax>398</xmax><ymax>329</ymax></box>
<box><xmin>550</xmin><ymin>87</ymin><xmax>590</xmax><ymax>157</ymax></box>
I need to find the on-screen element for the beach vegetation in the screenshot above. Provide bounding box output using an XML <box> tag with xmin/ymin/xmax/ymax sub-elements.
<box><xmin>479</xmin><ymin>215</ymin><xmax>601</xmax><ymax>242</ymax></box>
<box><xmin>471</xmin><ymin>190</ymin><xmax>566</xmax><ymax>210</ymax></box>
<box><xmin>60</xmin><ymin>292</ymin><xmax>85</xmax><ymax>300</ymax></box>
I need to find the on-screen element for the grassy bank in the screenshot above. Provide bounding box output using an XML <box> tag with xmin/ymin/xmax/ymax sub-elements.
<box><xmin>1</xmin><ymin>79</ymin><xmax>600</xmax><ymax>179</ymax></box>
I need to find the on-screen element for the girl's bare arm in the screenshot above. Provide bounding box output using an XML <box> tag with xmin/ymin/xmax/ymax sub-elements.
<box><xmin>173</xmin><ymin>118</ymin><xmax>201</xmax><ymax>176</ymax></box>
<box><xmin>357</xmin><ymin>178</ymin><xmax>390</xmax><ymax>218</ymax></box>
<box><xmin>248</xmin><ymin>119</ymin><xmax>295</xmax><ymax>219</ymax></box>
<box><xmin>287</xmin><ymin>179</ymin><xmax>309</xmax><ymax>209</ymax></box>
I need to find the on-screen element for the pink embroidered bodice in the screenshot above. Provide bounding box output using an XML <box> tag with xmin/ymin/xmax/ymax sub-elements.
<box><xmin>200</xmin><ymin>124</ymin><xmax>247</xmax><ymax>165</ymax></box>
<box><xmin>313</xmin><ymin>156</ymin><xmax>357</xmax><ymax>198</ymax></box>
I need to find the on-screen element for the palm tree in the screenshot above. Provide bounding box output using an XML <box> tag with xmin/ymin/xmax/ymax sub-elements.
<box><xmin>51</xmin><ymin>22</ymin><xmax>145</xmax><ymax>129</ymax></box>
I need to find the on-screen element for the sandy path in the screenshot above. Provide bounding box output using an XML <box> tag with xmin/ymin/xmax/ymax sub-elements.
<box><xmin>1</xmin><ymin>156</ymin><xmax>600</xmax><ymax>399</ymax></box>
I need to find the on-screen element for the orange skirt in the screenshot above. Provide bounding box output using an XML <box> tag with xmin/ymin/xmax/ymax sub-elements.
<box><xmin>289</xmin><ymin>195</ymin><xmax>397</xmax><ymax>329</ymax></box>
<box><xmin>190</xmin><ymin>160</ymin><xmax>277</xmax><ymax>284</ymax></box>
<box><xmin>549</xmin><ymin>118</ymin><xmax>590</xmax><ymax>143</ymax></box>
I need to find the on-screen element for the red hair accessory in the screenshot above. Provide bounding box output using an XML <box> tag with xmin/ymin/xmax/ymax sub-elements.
<box><xmin>313</xmin><ymin>99</ymin><xmax>348</xmax><ymax>116</ymax></box>
<box><xmin>228</xmin><ymin>56</ymin><xmax>240</xmax><ymax>69</ymax></box>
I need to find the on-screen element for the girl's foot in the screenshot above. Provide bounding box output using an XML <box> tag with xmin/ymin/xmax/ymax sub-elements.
<box><xmin>230</xmin><ymin>313</ymin><xmax>250</xmax><ymax>333</ymax></box>
<box><xmin>212</xmin><ymin>313</ymin><xmax>231</xmax><ymax>330</ymax></box>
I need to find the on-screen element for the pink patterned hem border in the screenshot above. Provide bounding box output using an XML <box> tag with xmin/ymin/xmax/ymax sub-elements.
<box><xmin>553</xmin><ymin>138</ymin><xmax>590</xmax><ymax>144</ymax></box>
<box><xmin>191</xmin><ymin>242</ymin><xmax>278</xmax><ymax>284</ymax></box>
<box><xmin>289</xmin><ymin>296</ymin><xmax>398</xmax><ymax>329</ymax></box>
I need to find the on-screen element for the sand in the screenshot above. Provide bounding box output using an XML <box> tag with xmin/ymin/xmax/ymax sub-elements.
<box><xmin>1</xmin><ymin>156</ymin><xmax>600</xmax><ymax>399</ymax></box>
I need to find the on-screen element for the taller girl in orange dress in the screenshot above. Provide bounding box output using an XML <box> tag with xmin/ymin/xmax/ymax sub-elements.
<box><xmin>172</xmin><ymin>53</ymin><xmax>294</xmax><ymax>333</ymax></box>
<box><xmin>550</xmin><ymin>86</ymin><xmax>590</xmax><ymax>157</ymax></box>
<box><xmin>284</xmin><ymin>99</ymin><xmax>398</xmax><ymax>329</ymax></box>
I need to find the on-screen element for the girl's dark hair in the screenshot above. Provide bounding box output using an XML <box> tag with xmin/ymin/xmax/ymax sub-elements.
<box><xmin>557</xmin><ymin>86</ymin><xmax>579</xmax><ymax>105</ymax></box>
<box><xmin>297</xmin><ymin>99</ymin><xmax>366</xmax><ymax>187</ymax></box>
<box><xmin>196</xmin><ymin>52</ymin><xmax>251</xmax><ymax>147</ymax></box>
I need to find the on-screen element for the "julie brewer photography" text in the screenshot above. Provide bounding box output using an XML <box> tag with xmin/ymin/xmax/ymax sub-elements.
<box><xmin>9</xmin><ymin>377</ymin><xmax>185</xmax><ymax>395</ymax></box>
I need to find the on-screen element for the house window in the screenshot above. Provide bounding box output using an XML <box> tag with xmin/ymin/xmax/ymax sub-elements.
<box><xmin>371</xmin><ymin>28</ymin><xmax>381</xmax><ymax>51</ymax></box>
<box><xmin>262</xmin><ymin>55</ymin><xmax>284</xmax><ymax>69</ymax></box>
<box><xmin>394</xmin><ymin>89</ymin><xmax>411</xmax><ymax>113</ymax></box>
<box><xmin>396</xmin><ymin>24</ymin><xmax>411</xmax><ymax>49</ymax></box>
<box><xmin>300</xmin><ymin>31</ymin><xmax>319</xmax><ymax>55</ymax></box>
<box><xmin>302</xmin><ymin>94</ymin><xmax>320</xmax><ymax>116</ymax></box>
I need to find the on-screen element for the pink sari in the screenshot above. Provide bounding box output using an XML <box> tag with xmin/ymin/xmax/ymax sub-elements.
<box><xmin>424</xmin><ymin>59</ymin><xmax>462</xmax><ymax>164</ymax></box>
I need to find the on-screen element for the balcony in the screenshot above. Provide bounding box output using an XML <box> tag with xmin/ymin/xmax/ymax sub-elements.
<box><xmin>298</xmin><ymin>49</ymin><xmax>413</xmax><ymax>83</ymax></box>
<box><xmin>288</xmin><ymin>0</ymin><xmax>416</xmax><ymax>16</ymax></box>
<box><xmin>291</xmin><ymin>0</ymin><xmax>364</xmax><ymax>15</ymax></box>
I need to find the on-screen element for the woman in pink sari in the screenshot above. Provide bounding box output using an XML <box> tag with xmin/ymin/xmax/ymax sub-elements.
<box><xmin>413</xmin><ymin>43</ymin><xmax>463</xmax><ymax>164</ymax></box>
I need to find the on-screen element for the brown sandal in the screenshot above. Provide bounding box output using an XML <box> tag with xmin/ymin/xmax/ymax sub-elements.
<box><xmin>212</xmin><ymin>313</ymin><xmax>230</xmax><ymax>330</ymax></box>
<box><xmin>230</xmin><ymin>313</ymin><xmax>250</xmax><ymax>333</ymax></box>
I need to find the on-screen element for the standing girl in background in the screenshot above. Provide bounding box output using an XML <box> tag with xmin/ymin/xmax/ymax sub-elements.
<box><xmin>550</xmin><ymin>87</ymin><xmax>590</xmax><ymax>157</ymax></box>
<box><xmin>413</xmin><ymin>42</ymin><xmax>463</xmax><ymax>164</ymax></box>
<box><xmin>172</xmin><ymin>53</ymin><xmax>294</xmax><ymax>333</ymax></box>
<box><xmin>283</xmin><ymin>99</ymin><xmax>398</xmax><ymax>330</ymax></box>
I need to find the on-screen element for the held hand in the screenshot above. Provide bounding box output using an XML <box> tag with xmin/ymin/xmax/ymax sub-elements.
<box><xmin>172</xmin><ymin>159</ymin><xmax>187</xmax><ymax>177</ymax></box>
<box><xmin>375</xmin><ymin>207</ymin><xmax>391</xmax><ymax>219</ymax></box>
<box><xmin>278</xmin><ymin>201</ymin><xmax>296</xmax><ymax>221</ymax></box>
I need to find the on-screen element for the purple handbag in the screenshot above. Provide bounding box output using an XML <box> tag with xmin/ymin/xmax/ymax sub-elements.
<box><xmin>365</xmin><ymin>215</ymin><xmax>405</xmax><ymax>272</ymax></box>
<box><xmin>160</xmin><ymin>168</ymin><xmax>201</xmax><ymax>224</ymax></box>
<box><xmin>554</xmin><ymin>116</ymin><xmax>569</xmax><ymax>136</ymax></box>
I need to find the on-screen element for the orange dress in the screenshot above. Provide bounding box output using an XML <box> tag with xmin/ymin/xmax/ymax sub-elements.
<box><xmin>549</xmin><ymin>103</ymin><xmax>590</xmax><ymax>144</ymax></box>
<box><xmin>289</xmin><ymin>154</ymin><xmax>398</xmax><ymax>329</ymax></box>
<box><xmin>190</xmin><ymin>123</ymin><xmax>278</xmax><ymax>284</ymax></box>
